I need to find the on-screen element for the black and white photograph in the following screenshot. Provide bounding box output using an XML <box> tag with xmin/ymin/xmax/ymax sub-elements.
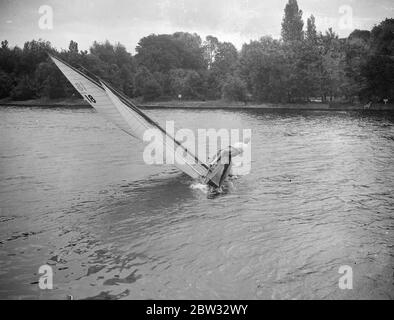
<box><xmin>0</xmin><ymin>0</ymin><xmax>393</xmax><ymax>303</ymax></box>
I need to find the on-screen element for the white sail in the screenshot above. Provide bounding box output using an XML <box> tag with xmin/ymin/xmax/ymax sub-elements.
<box><xmin>50</xmin><ymin>55</ymin><xmax>147</xmax><ymax>139</ymax></box>
<box><xmin>49</xmin><ymin>55</ymin><xmax>209</xmax><ymax>180</ymax></box>
<box><xmin>100</xmin><ymin>81</ymin><xmax>208</xmax><ymax>179</ymax></box>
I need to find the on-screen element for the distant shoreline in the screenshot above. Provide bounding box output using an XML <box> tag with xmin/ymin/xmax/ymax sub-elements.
<box><xmin>1</xmin><ymin>98</ymin><xmax>393</xmax><ymax>111</ymax></box>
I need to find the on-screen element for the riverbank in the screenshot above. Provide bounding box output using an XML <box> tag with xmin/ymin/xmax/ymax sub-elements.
<box><xmin>1</xmin><ymin>98</ymin><xmax>393</xmax><ymax>111</ymax></box>
<box><xmin>142</xmin><ymin>100</ymin><xmax>394</xmax><ymax>111</ymax></box>
<box><xmin>0</xmin><ymin>98</ymin><xmax>90</xmax><ymax>108</ymax></box>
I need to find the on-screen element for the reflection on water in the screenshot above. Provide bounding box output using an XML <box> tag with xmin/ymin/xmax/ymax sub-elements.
<box><xmin>0</xmin><ymin>107</ymin><xmax>393</xmax><ymax>299</ymax></box>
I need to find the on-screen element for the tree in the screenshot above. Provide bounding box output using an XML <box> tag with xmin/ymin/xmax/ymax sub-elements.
<box><xmin>1</xmin><ymin>40</ymin><xmax>8</xmax><ymax>50</ymax></box>
<box><xmin>239</xmin><ymin>37</ymin><xmax>287</xmax><ymax>102</ymax></box>
<box><xmin>0</xmin><ymin>69</ymin><xmax>12</xmax><ymax>98</ymax></box>
<box><xmin>222</xmin><ymin>75</ymin><xmax>247</xmax><ymax>102</ymax></box>
<box><xmin>368</xmin><ymin>18</ymin><xmax>393</xmax><ymax>56</ymax></box>
<box><xmin>303</xmin><ymin>15</ymin><xmax>322</xmax><ymax>99</ymax></box>
<box><xmin>68</xmin><ymin>40</ymin><xmax>78</xmax><ymax>53</ymax></box>
<box><xmin>74</xmin><ymin>40</ymin><xmax>135</xmax><ymax>95</ymax></box>
<box><xmin>306</xmin><ymin>15</ymin><xmax>318</xmax><ymax>44</ymax></box>
<box><xmin>135</xmin><ymin>34</ymin><xmax>180</xmax><ymax>73</ymax></box>
<box><xmin>203</xmin><ymin>35</ymin><xmax>219</xmax><ymax>69</ymax></box>
<box><xmin>280</xmin><ymin>0</ymin><xmax>309</xmax><ymax>102</ymax></box>
<box><xmin>35</xmin><ymin>62</ymin><xmax>66</xmax><ymax>99</ymax></box>
<box><xmin>169</xmin><ymin>69</ymin><xmax>205</xmax><ymax>99</ymax></box>
<box><xmin>203</xmin><ymin>69</ymin><xmax>222</xmax><ymax>100</ymax></box>
<box><xmin>0</xmin><ymin>15</ymin><xmax>393</xmax><ymax>104</ymax></box>
<box><xmin>320</xmin><ymin>32</ymin><xmax>347</xmax><ymax>102</ymax></box>
<box><xmin>363</xmin><ymin>55</ymin><xmax>394</xmax><ymax>101</ymax></box>
<box><xmin>134</xmin><ymin>66</ymin><xmax>154</xmax><ymax>97</ymax></box>
<box><xmin>141</xmin><ymin>78</ymin><xmax>162</xmax><ymax>101</ymax></box>
<box><xmin>281</xmin><ymin>0</ymin><xmax>304</xmax><ymax>42</ymax></box>
<box><xmin>20</xmin><ymin>39</ymin><xmax>54</xmax><ymax>75</ymax></box>
<box><xmin>118</xmin><ymin>65</ymin><xmax>135</xmax><ymax>97</ymax></box>
<box><xmin>202</xmin><ymin>40</ymin><xmax>239</xmax><ymax>100</ymax></box>
<box><xmin>173</xmin><ymin>32</ymin><xmax>205</xmax><ymax>70</ymax></box>
<box><xmin>343</xmin><ymin>30</ymin><xmax>370</xmax><ymax>101</ymax></box>
<box><xmin>283</xmin><ymin>41</ymin><xmax>310</xmax><ymax>101</ymax></box>
<box><xmin>90</xmin><ymin>40</ymin><xmax>117</xmax><ymax>65</ymax></box>
<box><xmin>212</xmin><ymin>42</ymin><xmax>238</xmax><ymax>81</ymax></box>
<box><xmin>135</xmin><ymin>32</ymin><xmax>205</xmax><ymax>73</ymax></box>
<box><xmin>10</xmin><ymin>76</ymin><xmax>36</xmax><ymax>100</ymax></box>
<box><xmin>0</xmin><ymin>40</ymin><xmax>15</xmax><ymax>74</ymax></box>
<box><xmin>362</xmin><ymin>19</ymin><xmax>394</xmax><ymax>100</ymax></box>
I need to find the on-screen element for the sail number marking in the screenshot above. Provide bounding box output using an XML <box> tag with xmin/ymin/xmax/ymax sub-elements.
<box><xmin>74</xmin><ymin>82</ymin><xmax>96</xmax><ymax>104</ymax></box>
<box><xmin>84</xmin><ymin>94</ymin><xmax>96</xmax><ymax>103</ymax></box>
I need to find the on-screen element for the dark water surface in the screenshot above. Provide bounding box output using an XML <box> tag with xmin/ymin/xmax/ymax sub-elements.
<box><xmin>0</xmin><ymin>106</ymin><xmax>393</xmax><ymax>299</ymax></box>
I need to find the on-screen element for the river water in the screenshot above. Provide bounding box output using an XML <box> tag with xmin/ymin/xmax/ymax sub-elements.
<box><xmin>0</xmin><ymin>106</ymin><xmax>393</xmax><ymax>299</ymax></box>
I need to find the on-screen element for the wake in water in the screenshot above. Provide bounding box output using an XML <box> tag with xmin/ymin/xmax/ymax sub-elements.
<box><xmin>190</xmin><ymin>183</ymin><xmax>210</xmax><ymax>193</ymax></box>
<box><xmin>190</xmin><ymin>178</ymin><xmax>237</xmax><ymax>198</ymax></box>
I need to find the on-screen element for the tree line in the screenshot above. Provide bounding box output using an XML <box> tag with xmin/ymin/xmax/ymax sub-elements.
<box><xmin>0</xmin><ymin>0</ymin><xmax>393</xmax><ymax>104</ymax></box>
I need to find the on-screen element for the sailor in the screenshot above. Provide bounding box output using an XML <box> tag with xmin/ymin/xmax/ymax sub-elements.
<box><xmin>205</xmin><ymin>145</ymin><xmax>244</xmax><ymax>191</ymax></box>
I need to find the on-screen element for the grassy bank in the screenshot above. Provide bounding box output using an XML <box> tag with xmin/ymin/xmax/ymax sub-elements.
<box><xmin>1</xmin><ymin>98</ymin><xmax>393</xmax><ymax>111</ymax></box>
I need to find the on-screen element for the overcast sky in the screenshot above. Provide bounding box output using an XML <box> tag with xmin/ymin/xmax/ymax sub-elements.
<box><xmin>0</xmin><ymin>0</ymin><xmax>393</xmax><ymax>53</ymax></box>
